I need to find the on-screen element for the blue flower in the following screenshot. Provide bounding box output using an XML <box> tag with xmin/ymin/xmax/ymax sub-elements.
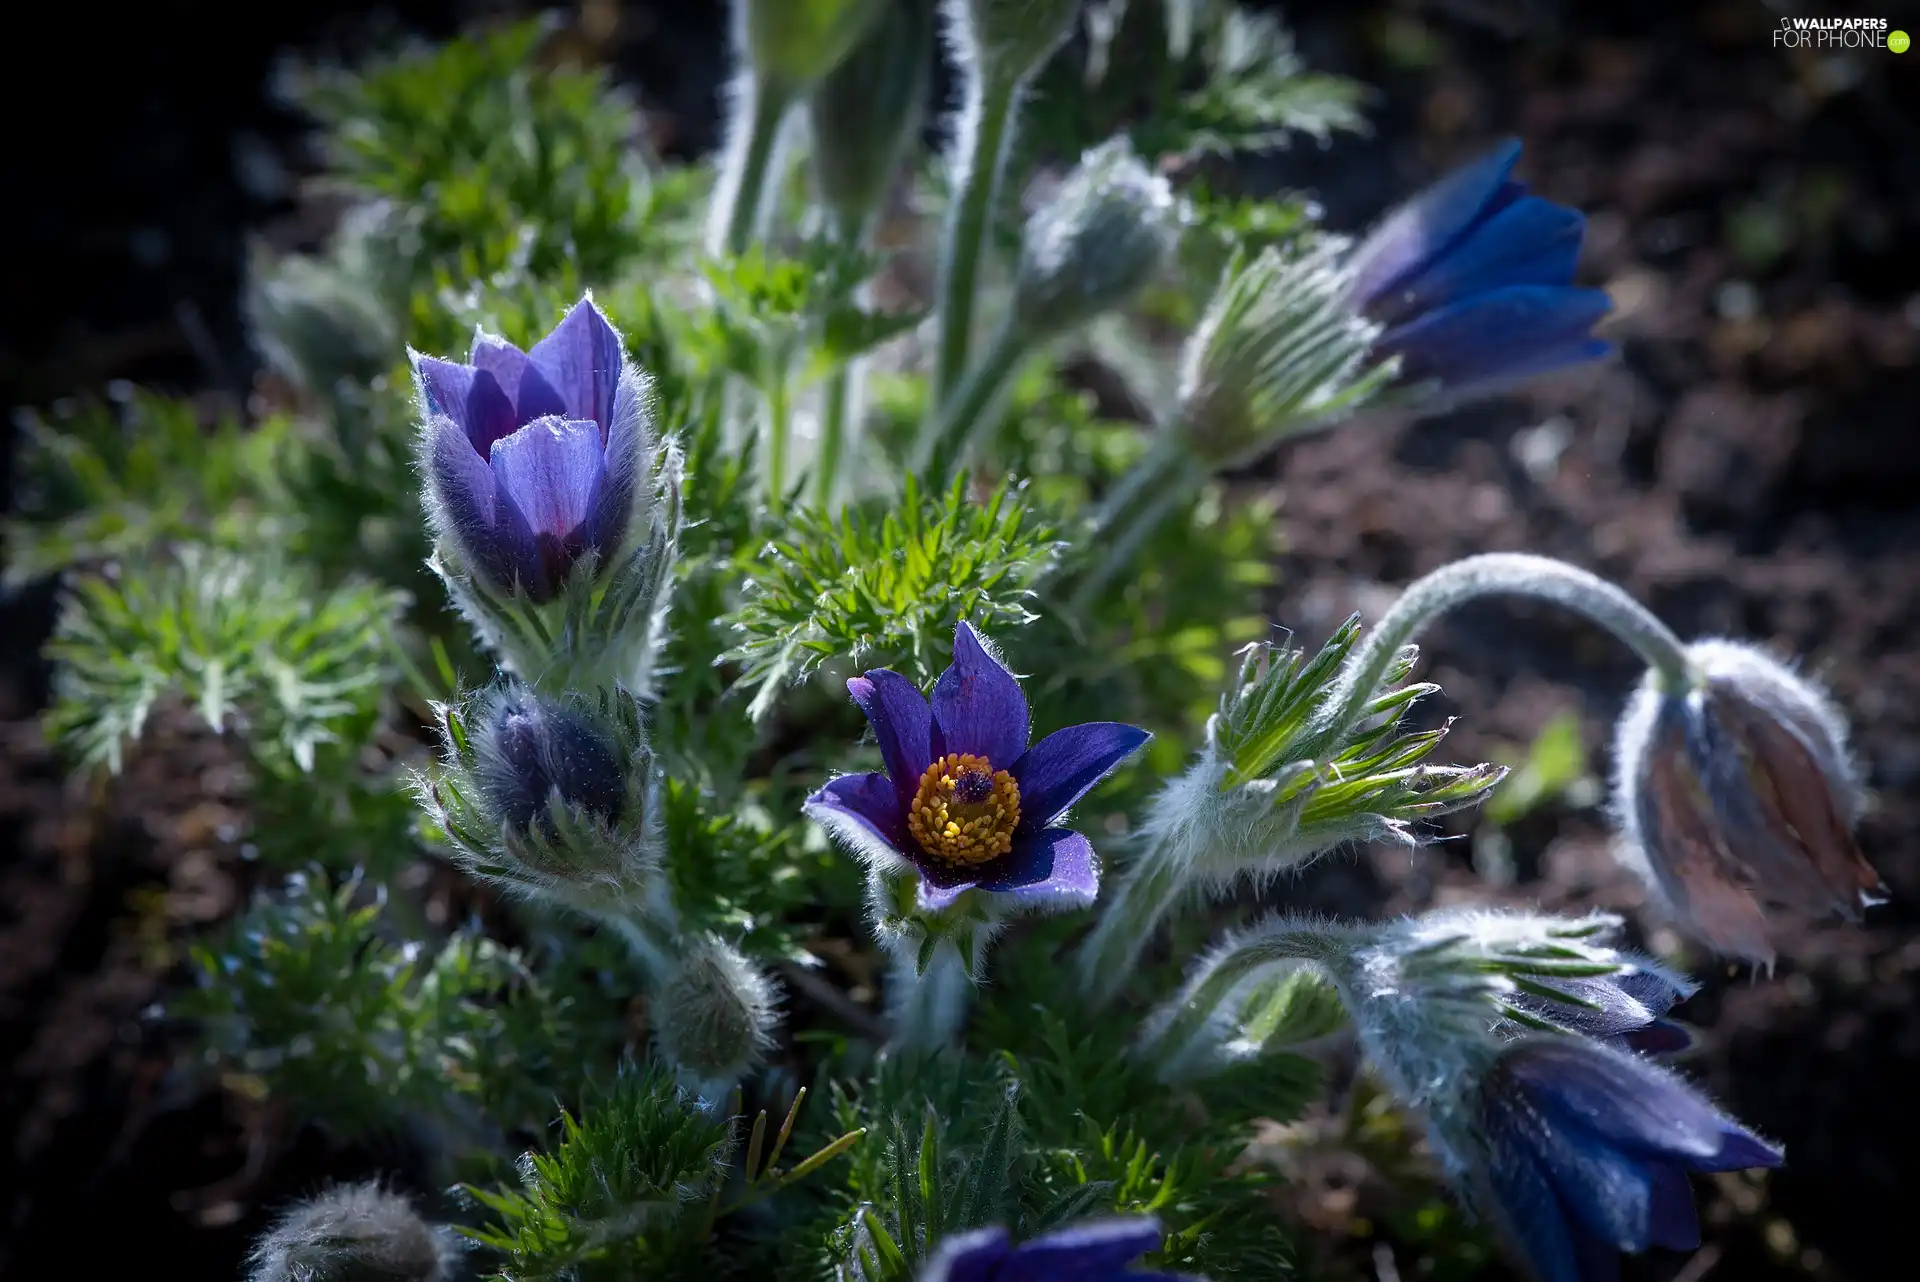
<box><xmin>1477</xmin><ymin>1037</ymin><xmax>1782</xmax><ymax>1282</ymax></box>
<box><xmin>413</xmin><ymin>296</ymin><xmax>650</xmax><ymax>603</ymax></box>
<box><xmin>1348</xmin><ymin>139</ymin><xmax>1612</xmax><ymax>397</ymax></box>
<box><xmin>920</xmin><ymin>1217</ymin><xmax>1195</xmax><ymax>1282</ymax></box>
<box><xmin>804</xmin><ymin>623</ymin><xmax>1149</xmax><ymax>913</ymax></box>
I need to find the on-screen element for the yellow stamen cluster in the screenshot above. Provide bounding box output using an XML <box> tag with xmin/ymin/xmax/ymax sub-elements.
<box><xmin>907</xmin><ymin>753</ymin><xmax>1022</xmax><ymax>866</ymax></box>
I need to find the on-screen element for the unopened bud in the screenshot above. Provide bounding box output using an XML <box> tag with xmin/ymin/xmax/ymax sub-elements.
<box><xmin>418</xmin><ymin>685</ymin><xmax>664</xmax><ymax>909</ymax></box>
<box><xmin>1613</xmin><ymin>639</ymin><xmax>1885</xmax><ymax>964</ymax></box>
<box><xmin>807</xmin><ymin>0</ymin><xmax>937</xmax><ymax>236</ymax></box>
<box><xmin>247</xmin><ymin>1182</ymin><xmax>456</xmax><ymax>1282</ymax></box>
<box><xmin>1011</xmin><ymin>138</ymin><xmax>1177</xmax><ymax>339</ymax></box>
<box><xmin>650</xmin><ymin>934</ymin><xmax>780</xmax><ymax>1105</ymax></box>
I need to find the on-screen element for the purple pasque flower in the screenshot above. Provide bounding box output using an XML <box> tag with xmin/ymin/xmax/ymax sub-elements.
<box><xmin>920</xmin><ymin>1217</ymin><xmax>1196</xmax><ymax>1282</ymax></box>
<box><xmin>1348</xmin><ymin>138</ymin><xmax>1612</xmax><ymax>397</ymax></box>
<box><xmin>804</xmin><ymin>623</ymin><xmax>1150</xmax><ymax>913</ymax></box>
<box><xmin>413</xmin><ymin>296</ymin><xmax>650</xmax><ymax>603</ymax></box>
<box><xmin>1506</xmin><ymin>956</ymin><xmax>1696</xmax><ymax>1056</ymax></box>
<box><xmin>1475</xmin><ymin>1036</ymin><xmax>1781</xmax><ymax>1282</ymax></box>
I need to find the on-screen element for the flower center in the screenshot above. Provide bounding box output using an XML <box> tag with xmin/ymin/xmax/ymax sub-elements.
<box><xmin>907</xmin><ymin>753</ymin><xmax>1021</xmax><ymax>867</ymax></box>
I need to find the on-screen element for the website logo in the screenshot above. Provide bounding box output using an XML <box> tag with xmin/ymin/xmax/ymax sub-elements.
<box><xmin>1773</xmin><ymin>15</ymin><xmax>1900</xmax><ymax>49</ymax></box>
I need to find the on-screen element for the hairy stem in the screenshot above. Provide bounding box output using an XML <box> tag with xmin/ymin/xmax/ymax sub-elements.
<box><xmin>1075</xmin><ymin>842</ymin><xmax>1187</xmax><ymax>1008</ymax></box>
<box><xmin>885</xmin><ymin>936</ymin><xmax>976</xmax><ymax>1055</ymax></box>
<box><xmin>1066</xmin><ymin>431</ymin><xmax>1212</xmax><ymax>611</ymax></box>
<box><xmin>1306</xmin><ymin>553</ymin><xmax>1695</xmax><ymax>760</ymax></box>
<box><xmin>931</xmin><ymin>69</ymin><xmax>1021</xmax><ymax>411</ymax></box>
<box><xmin>917</xmin><ymin>319</ymin><xmax>1027</xmax><ymax>485</ymax></box>
<box><xmin>708</xmin><ymin>74</ymin><xmax>793</xmax><ymax>257</ymax></box>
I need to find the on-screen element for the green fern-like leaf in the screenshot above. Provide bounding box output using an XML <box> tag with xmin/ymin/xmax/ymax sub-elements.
<box><xmin>722</xmin><ymin>475</ymin><xmax>1064</xmax><ymax>720</ymax></box>
<box><xmin>44</xmin><ymin>545</ymin><xmax>403</xmax><ymax>773</ymax></box>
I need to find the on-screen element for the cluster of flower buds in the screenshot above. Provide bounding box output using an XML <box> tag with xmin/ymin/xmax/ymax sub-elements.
<box><xmin>805</xmin><ymin>621</ymin><xmax>1148</xmax><ymax>1048</ymax></box>
<box><xmin>413</xmin><ymin>297</ymin><xmax>778</xmax><ymax>1104</ymax></box>
<box><xmin>247</xmin><ymin>1182</ymin><xmax>458</xmax><ymax>1282</ymax></box>
<box><xmin>414</xmin><ymin>296</ymin><xmax>682</xmax><ymax>699</ymax></box>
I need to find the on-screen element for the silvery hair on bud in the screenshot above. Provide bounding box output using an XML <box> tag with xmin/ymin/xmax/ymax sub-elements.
<box><xmin>247</xmin><ymin>1181</ymin><xmax>458</xmax><ymax>1282</ymax></box>
<box><xmin>651</xmin><ymin>935</ymin><xmax>782</xmax><ymax>1102</ymax></box>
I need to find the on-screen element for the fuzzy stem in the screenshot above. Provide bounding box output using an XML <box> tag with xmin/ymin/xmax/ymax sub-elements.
<box><xmin>813</xmin><ymin>363</ymin><xmax>856</xmax><ymax>508</ymax></box>
<box><xmin>1137</xmin><ymin>921</ymin><xmax>1351</xmax><ymax>1080</ymax></box>
<box><xmin>765</xmin><ymin>365</ymin><xmax>793</xmax><ymax>509</ymax></box>
<box><xmin>885</xmin><ymin>936</ymin><xmax>976</xmax><ymax>1054</ymax></box>
<box><xmin>709</xmin><ymin>74</ymin><xmax>794</xmax><ymax>257</ymax></box>
<box><xmin>931</xmin><ymin>68</ymin><xmax>1021</xmax><ymax>411</ymax></box>
<box><xmin>1075</xmin><ymin>842</ymin><xmax>1187</xmax><ymax>1007</ymax></box>
<box><xmin>918</xmin><ymin>318</ymin><xmax>1027</xmax><ymax>485</ymax></box>
<box><xmin>1066</xmin><ymin>432</ymin><xmax>1212</xmax><ymax>612</ymax></box>
<box><xmin>1306</xmin><ymin>553</ymin><xmax>1695</xmax><ymax>759</ymax></box>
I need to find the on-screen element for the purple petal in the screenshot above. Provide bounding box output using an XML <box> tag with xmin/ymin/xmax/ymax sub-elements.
<box><xmin>425</xmin><ymin>415</ymin><xmax>543</xmax><ymax>594</ymax></box>
<box><xmin>921</xmin><ymin>1227</ymin><xmax>1012</xmax><ymax>1282</ymax></box>
<box><xmin>1484</xmin><ymin>1144</ymin><xmax>1593</xmax><ymax>1282</ymax></box>
<box><xmin>930</xmin><ymin>622</ymin><xmax>1029</xmax><ymax>768</ymax></box>
<box><xmin>473</xmin><ymin>331</ymin><xmax>568</xmax><ymax>423</ymax></box>
<box><xmin>847</xmin><ymin>670</ymin><xmax>934</xmax><ymax>807</ymax></box>
<box><xmin>490</xmin><ymin>418</ymin><xmax>606</xmax><ymax>541</ymax></box>
<box><xmin>1011</xmin><ymin>722</ymin><xmax>1150</xmax><ymax>830</ymax></box>
<box><xmin>415</xmin><ymin>355</ymin><xmax>476</xmax><ymax>431</ymax></box>
<box><xmin>807</xmin><ymin>771</ymin><xmax>909</xmax><ymax>852</ymax></box>
<box><xmin>1698</xmin><ymin>1124</ymin><xmax>1785</xmax><ymax>1173</ymax></box>
<box><xmin>1368</xmin><ymin>195</ymin><xmax>1585</xmax><ymax>327</ymax></box>
<box><xmin>1376</xmin><ymin>285</ymin><xmax>1613</xmax><ymax>391</ymax></box>
<box><xmin>980</xmin><ymin>828</ymin><xmax>1099</xmax><ymax>905</ymax></box>
<box><xmin>1644</xmin><ymin>1165</ymin><xmax>1702</xmax><ymax>1251</ymax></box>
<box><xmin>1002</xmin><ymin>1217</ymin><xmax>1162</xmax><ymax>1281</ymax></box>
<box><xmin>1349</xmin><ymin>138</ymin><xmax>1523</xmax><ymax>306</ymax></box>
<box><xmin>1507</xmin><ymin>1040</ymin><xmax>1756</xmax><ymax>1166</ymax></box>
<box><xmin>1619</xmin><ymin>1019</ymin><xmax>1694</xmax><ymax>1056</ymax></box>
<box><xmin>581</xmin><ymin>364</ymin><xmax>653</xmax><ymax>563</ymax></box>
<box><xmin>529</xmin><ymin>297</ymin><xmax>625</xmax><ymax>434</ymax></box>
<box><xmin>917</xmin><ymin>876</ymin><xmax>980</xmax><ymax>913</ymax></box>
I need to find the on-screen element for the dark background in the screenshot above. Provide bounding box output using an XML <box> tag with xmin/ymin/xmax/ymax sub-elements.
<box><xmin>3</xmin><ymin>1</ymin><xmax>1916</xmax><ymax>1278</ymax></box>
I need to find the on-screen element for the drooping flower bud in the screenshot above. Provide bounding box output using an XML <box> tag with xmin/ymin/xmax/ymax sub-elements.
<box><xmin>649</xmin><ymin>934</ymin><xmax>780</xmax><ymax>1108</ymax></box>
<box><xmin>953</xmin><ymin>0</ymin><xmax>1082</xmax><ymax>87</ymax></box>
<box><xmin>741</xmin><ymin>0</ymin><xmax>885</xmax><ymax>96</ymax></box>
<box><xmin>1346</xmin><ymin>138</ymin><xmax>1613</xmax><ymax>401</ymax></box>
<box><xmin>417</xmin><ymin>684</ymin><xmax>664</xmax><ymax>913</ymax></box>
<box><xmin>247</xmin><ymin>1182</ymin><xmax>457</xmax><ymax>1282</ymax></box>
<box><xmin>1612</xmin><ymin>639</ymin><xmax>1885</xmax><ymax>964</ymax></box>
<box><xmin>807</xmin><ymin>0</ymin><xmax>936</xmax><ymax>237</ymax></box>
<box><xmin>412</xmin><ymin>295</ymin><xmax>682</xmax><ymax>697</ymax></box>
<box><xmin>1457</xmin><ymin>1037</ymin><xmax>1780</xmax><ymax>1282</ymax></box>
<box><xmin>1010</xmin><ymin>138</ymin><xmax>1179</xmax><ymax>340</ymax></box>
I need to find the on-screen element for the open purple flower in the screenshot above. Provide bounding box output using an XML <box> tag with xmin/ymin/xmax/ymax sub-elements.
<box><xmin>413</xmin><ymin>296</ymin><xmax>650</xmax><ymax>603</ymax></box>
<box><xmin>920</xmin><ymin>1217</ymin><xmax>1196</xmax><ymax>1282</ymax></box>
<box><xmin>804</xmin><ymin>623</ymin><xmax>1150</xmax><ymax>913</ymax></box>
<box><xmin>1476</xmin><ymin>1037</ymin><xmax>1782</xmax><ymax>1282</ymax></box>
<box><xmin>1348</xmin><ymin>138</ymin><xmax>1612</xmax><ymax>397</ymax></box>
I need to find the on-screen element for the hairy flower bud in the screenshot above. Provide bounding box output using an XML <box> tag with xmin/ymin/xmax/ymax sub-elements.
<box><xmin>413</xmin><ymin>296</ymin><xmax>682</xmax><ymax>697</ymax></box>
<box><xmin>954</xmin><ymin>0</ymin><xmax>1081</xmax><ymax>85</ymax></box>
<box><xmin>417</xmin><ymin>684</ymin><xmax>664</xmax><ymax>911</ymax></box>
<box><xmin>247</xmin><ymin>1182</ymin><xmax>457</xmax><ymax>1282</ymax></box>
<box><xmin>650</xmin><ymin>934</ymin><xmax>780</xmax><ymax>1106</ymax></box>
<box><xmin>742</xmin><ymin>0</ymin><xmax>884</xmax><ymax>94</ymax></box>
<box><xmin>1011</xmin><ymin>138</ymin><xmax>1178</xmax><ymax>339</ymax></box>
<box><xmin>1612</xmin><ymin>639</ymin><xmax>1885</xmax><ymax>964</ymax></box>
<box><xmin>807</xmin><ymin>0</ymin><xmax>936</xmax><ymax>235</ymax></box>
